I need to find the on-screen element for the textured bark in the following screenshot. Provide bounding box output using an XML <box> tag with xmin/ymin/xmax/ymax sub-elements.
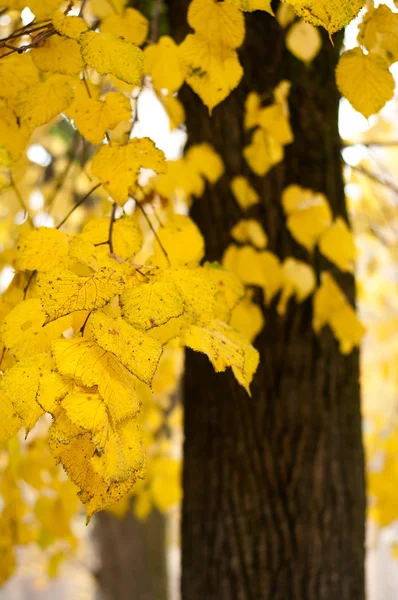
<box><xmin>95</xmin><ymin>509</ymin><xmax>168</xmax><ymax>600</ymax></box>
<box><xmin>167</xmin><ymin>4</ymin><xmax>366</xmax><ymax>600</ymax></box>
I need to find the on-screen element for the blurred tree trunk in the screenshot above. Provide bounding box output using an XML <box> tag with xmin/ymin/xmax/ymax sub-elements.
<box><xmin>95</xmin><ymin>509</ymin><xmax>168</xmax><ymax>600</ymax></box>
<box><xmin>168</xmin><ymin>3</ymin><xmax>366</xmax><ymax>600</ymax></box>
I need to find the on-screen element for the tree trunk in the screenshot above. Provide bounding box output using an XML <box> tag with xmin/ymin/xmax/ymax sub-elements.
<box><xmin>94</xmin><ymin>509</ymin><xmax>168</xmax><ymax>600</ymax></box>
<box><xmin>168</xmin><ymin>4</ymin><xmax>366</xmax><ymax>600</ymax></box>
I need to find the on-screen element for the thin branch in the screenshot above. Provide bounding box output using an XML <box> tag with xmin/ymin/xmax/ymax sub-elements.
<box><xmin>108</xmin><ymin>203</ymin><xmax>117</xmax><ymax>254</ymax></box>
<box><xmin>0</xmin><ymin>29</ymin><xmax>56</xmax><ymax>59</ymax></box>
<box><xmin>23</xmin><ymin>270</ymin><xmax>37</xmax><ymax>299</ymax></box>
<box><xmin>11</xmin><ymin>179</ymin><xmax>34</xmax><ymax>227</ymax></box>
<box><xmin>80</xmin><ymin>312</ymin><xmax>91</xmax><ymax>335</ymax></box>
<box><xmin>1</xmin><ymin>23</ymin><xmax>51</xmax><ymax>42</ymax></box>
<box><xmin>0</xmin><ymin>346</ymin><xmax>6</xmax><ymax>372</ymax></box>
<box><xmin>150</xmin><ymin>0</ymin><xmax>163</xmax><ymax>43</ymax></box>
<box><xmin>56</xmin><ymin>182</ymin><xmax>101</xmax><ymax>229</ymax></box>
<box><xmin>152</xmin><ymin>204</ymin><xmax>164</xmax><ymax>228</ymax></box>
<box><xmin>79</xmin><ymin>0</ymin><xmax>89</xmax><ymax>17</ymax></box>
<box><xmin>47</xmin><ymin>130</ymin><xmax>81</xmax><ymax>212</ymax></box>
<box><xmin>135</xmin><ymin>200</ymin><xmax>170</xmax><ymax>265</ymax></box>
<box><xmin>82</xmin><ymin>71</ymin><xmax>92</xmax><ymax>98</ymax></box>
<box><xmin>350</xmin><ymin>165</ymin><xmax>398</xmax><ymax>196</ymax></box>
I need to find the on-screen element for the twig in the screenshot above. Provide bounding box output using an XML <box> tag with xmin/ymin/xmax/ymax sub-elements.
<box><xmin>47</xmin><ymin>131</ymin><xmax>81</xmax><ymax>212</ymax></box>
<box><xmin>23</xmin><ymin>270</ymin><xmax>37</xmax><ymax>299</ymax></box>
<box><xmin>135</xmin><ymin>200</ymin><xmax>170</xmax><ymax>265</ymax></box>
<box><xmin>56</xmin><ymin>182</ymin><xmax>101</xmax><ymax>229</ymax></box>
<box><xmin>152</xmin><ymin>204</ymin><xmax>164</xmax><ymax>228</ymax></box>
<box><xmin>11</xmin><ymin>179</ymin><xmax>34</xmax><ymax>227</ymax></box>
<box><xmin>150</xmin><ymin>0</ymin><xmax>163</xmax><ymax>43</ymax></box>
<box><xmin>80</xmin><ymin>312</ymin><xmax>91</xmax><ymax>335</ymax></box>
<box><xmin>0</xmin><ymin>29</ymin><xmax>56</xmax><ymax>59</ymax></box>
<box><xmin>108</xmin><ymin>203</ymin><xmax>117</xmax><ymax>254</ymax></box>
<box><xmin>2</xmin><ymin>23</ymin><xmax>51</xmax><ymax>42</ymax></box>
<box><xmin>82</xmin><ymin>71</ymin><xmax>92</xmax><ymax>98</ymax></box>
<box><xmin>350</xmin><ymin>165</ymin><xmax>398</xmax><ymax>196</ymax></box>
<box><xmin>79</xmin><ymin>0</ymin><xmax>89</xmax><ymax>17</ymax></box>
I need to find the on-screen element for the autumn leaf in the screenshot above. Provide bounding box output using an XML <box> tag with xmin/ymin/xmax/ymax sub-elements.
<box><xmin>91</xmin><ymin>138</ymin><xmax>166</xmax><ymax>204</ymax></box>
<box><xmin>37</xmin><ymin>267</ymin><xmax>127</xmax><ymax>322</ymax></box>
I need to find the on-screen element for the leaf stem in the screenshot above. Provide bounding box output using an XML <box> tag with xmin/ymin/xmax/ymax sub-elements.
<box><xmin>56</xmin><ymin>182</ymin><xmax>101</xmax><ymax>229</ymax></box>
<box><xmin>11</xmin><ymin>179</ymin><xmax>34</xmax><ymax>227</ymax></box>
<box><xmin>108</xmin><ymin>203</ymin><xmax>117</xmax><ymax>254</ymax></box>
<box><xmin>135</xmin><ymin>200</ymin><xmax>170</xmax><ymax>265</ymax></box>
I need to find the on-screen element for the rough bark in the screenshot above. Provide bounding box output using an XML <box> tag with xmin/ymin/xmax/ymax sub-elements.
<box><xmin>94</xmin><ymin>509</ymin><xmax>168</xmax><ymax>600</ymax></box>
<box><xmin>167</xmin><ymin>4</ymin><xmax>366</xmax><ymax>600</ymax></box>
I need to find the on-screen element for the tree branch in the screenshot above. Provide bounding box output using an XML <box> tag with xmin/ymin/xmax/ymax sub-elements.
<box><xmin>56</xmin><ymin>183</ymin><xmax>101</xmax><ymax>229</ymax></box>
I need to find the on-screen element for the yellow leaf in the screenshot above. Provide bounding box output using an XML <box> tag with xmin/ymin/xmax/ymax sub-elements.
<box><xmin>230</xmin><ymin>291</ymin><xmax>264</xmax><ymax>342</ymax></box>
<box><xmin>0</xmin><ymin>101</ymin><xmax>30</xmax><ymax>161</ymax></box>
<box><xmin>286</xmin><ymin>20</ymin><xmax>322</xmax><ymax>63</ymax></box>
<box><xmin>0</xmin><ymin>354</ymin><xmax>52</xmax><ymax>433</ymax></box>
<box><xmin>188</xmin><ymin>0</ymin><xmax>245</xmax><ymax>49</ymax></box>
<box><xmin>16</xmin><ymin>74</ymin><xmax>74</xmax><ymax>130</ymax></box>
<box><xmin>144</xmin><ymin>36</ymin><xmax>184</xmax><ymax>93</ymax></box>
<box><xmin>313</xmin><ymin>272</ymin><xmax>365</xmax><ymax>353</ymax></box>
<box><xmin>244</xmin><ymin>128</ymin><xmax>284</xmax><ymax>176</ymax></box>
<box><xmin>91</xmin><ymin>138</ymin><xmax>166</xmax><ymax>205</ymax></box>
<box><xmin>80</xmin><ymin>31</ymin><xmax>144</xmax><ymax>86</ymax></box>
<box><xmin>49</xmin><ymin>409</ymin><xmax>145</xmax><ymax>521</ymax></box>
<box><xmin>1</xmin><ymin>299</ymin><xmax>72</xmax><ymax>360</ymax></box>
<box><xmin>185</xmin><ymin>143</ymin><xmax>224</xmax><ymax>183</ymax></box>
<box><xmin>277</xmin><ymin>258</ymin><xmax>316</xmax><ymax>315</ymax></box>
<box><xmin>120</xmin><ymin>280</ymin><xmax>186</xmax><ymax>330</ymax></box>
<box><xmin>244</xmin><ymin>91</ymin><xmax>261</xmax><ymax>130</ymax></box>
<box><xmin>16</xmin><ymin>227</ymin><xmax>70</xmax><ymax>271</ymax></box>
<box><xmin>53</xmin><ymin>338</ymin><xmax>140</xmax><ymax>423</ymax></box>
<box><xmin>90</xmin><ymin>312</ymin><xmax>163</xmax><ymax>385</ymax></box>
<box><xmin>230</xmin><ymin>176</ymin><xmax>260</xmax><ymax>209</ymax></box>
<box><xmin>91</xmin><ymin>418</ymin><xmax>145</xmax><ymax>485</ymax></box>
<box><xmin>163</xmin><ymin>267</ymin><xmax>216</xmax><ymax>324</ymax></box>
<box><xmin>359</xmin><ymin>5</ymin><xmax>398</xmax><ymax>65</ymax></box>
<box><xmin>0</xmin><ymin>54</ymin><xmax>39</xmax><ymax>102</ymax></box>
<box><xmin>319</xmin><ymin>217</ymin><xmax>356</xmax><ymax>272</ymax></box>
<box><xmin>204</xmin><ymin>262</ymin><xmax>244</xmax><ymax>322</ymax></box>
<box><xmin>277</xmin><ymin>3</ymin><xmax>296</xmax><ymax>27</ymax></box>
<box><xmin>282</xmin><ymin>184</ymin><xmax>332</xmax><ymax>251</ymax></box>
<box><xmin>0</xmin><ymin>389</ymin><xmax>22</xmax><ymax>443</ymax></box>
<box><xmin>182</xmin><ymin>320</ymin><xmax>259</xmax><ymax>393</ymax></box>
<box><xmin>91</xmin><ymin>0</ymin><xmax>127</xmax><ymax>18</ymax></box>
<box><xmin>152</xmin><ymin>214</ymin><xmax>205</xmax><ymax>267</ymax></box>
<box><xmin>52</xmin><ymin>11</ymin><xmax>88</xmax><ymax>40</ymax></box>
<box><xmin>79</xmin><ymin>215</ymin><xmax>143</xmax><ymax>260</ymax></box>
<box><xmin>36</xmin><ymin>371</ymin><xmax>73</xmax><ymax>414</ymax></box>
<box><xmin>37</xmin><ymin>267</ymin><xmax>127</xmax><ymax>322</ymax></box>
<box><xmin>223</xmin><ymin>245</ymin><xmax>283</xmax><ymax>302</ymax></box>
<box><xmin>151</xmin><ymin>457</ymin><xmax>181</xmax><ymax>512</ymax></box>
<box><xmin>159</xmin><ymin>94</ymin><xmax>185</xmax><ymax>130</ymax></box>
<box><xmin>32</xmin><ymin>36</ymin><xmax>83</xmax><ymax>76</ymax></box>
<box><xmin>68</xmin><ymin>91</ymin><xmax>131</xmax><ymax>146</ymax></box>
<box><xmin>151</xmin><ymin>158</ymin><xmax>204</xmax><ymax>203</ymax></box>
<box><xmin>284</xmin><ymin>0</ymin><xmax>365</xmax><ymax>34</ymax></box>
<box><xmin>231</xmin><ymin>219</ymin><xmax>268</xmax><ymax>249</ymax></box>
<box><xmin>225</xmin><ymin>0</ymin><xmax>273</xmax><ymax>13</ymax></box>
<box><xmin>257</xmin><ymin>103</ymin><xmax>294</xmax><ymax>146</ymax></box>
<box><xmin>101</xmin><ymin>8</ymin><xmax>149</xmax><ymax>46</ymax></box>
<box><xmin>336</xmin><ymin>48</ymin><xmax>395</xmax><ymax>118</ymax></box>
<box><xmin>179</xmin><ymin>33</ymin><xmax>243</xmax><ymax>112</ymax></box>
<box><xmin>62</xmin><ymin>392</ymin><xmax>109</xmax><ymax>439</ymax></box>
